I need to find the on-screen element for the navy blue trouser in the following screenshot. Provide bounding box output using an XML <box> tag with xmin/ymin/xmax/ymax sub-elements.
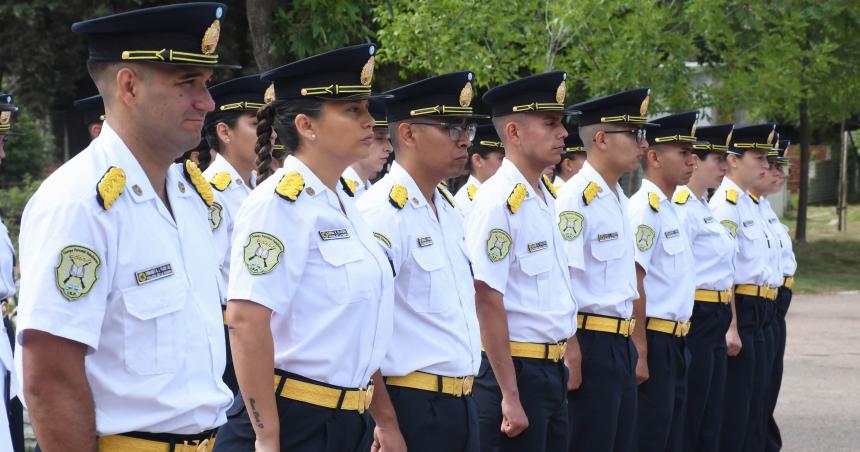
<box><xmin>475</xmin><ymin>354</ymin><xmax>568</xmax><ymax>452</ymax></box>
<box><xmin>766</xmin><ymin>286</ymin><xmax>793</xmax><ymax>452</ymax></box>
<box><xmin>683</xmin><ymin>301</ymin><xmax>732</xmax><ymax>452</ymax></box>
<box><xmin>385</xmin><ymin>385</ymin><xmax>479</xmax><ymax>452</ymax></box>
<box><xmin>568</xmin><ymin>330</ymin><xmax>638</xmax><ymax>452</ymax></box>
<box><xmin>637</xmin><ymin>330</ymin><xmax>690</xmax><ymax>452</ymax></box>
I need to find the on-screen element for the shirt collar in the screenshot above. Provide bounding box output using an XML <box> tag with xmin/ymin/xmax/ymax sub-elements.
<box><xmin>342</xmin><ymin>165</ymin><xmax>369</xmax><ymax>189</ymax></box>
<box><xmin>579</xmin><ymin>161</ymin><xmax>619</xmax><ymax>200</ymax></box>
<box><xmin>389</xmin><ymin>161</ymin><xmax>432</xmax><ymax>209</ymax></box>
<box><xmin>499</xmin><ymin>158</ymin><xmax>540</xmax><ymax>200</ymax></box>
<box><xmin>209</xmin><ymin>153</ymin><xmax>248</xmax><ymax>190</ymax></box>
<box><xmin>466</xmin><ymin>174</ymin><xmax>482</xmax><ymax>188</ymax></box>
<box><xmin>640</xmin><ymin>178</ymin><xmax>668</xmax><ymax>203</ymax></box>
<box><xmin>722</xmin><ymin>176</ymin><xmax>748</xmax><ymax>201</ymax></box>
<box><xmin>282</xmin><ymin>155</ymin><xmax>339</xmax><ymax>206</ymax></box>
<box><xmin>96</xmin><ymin>121</ymin><xmax>158</xmax><ymax>204</ymax></box>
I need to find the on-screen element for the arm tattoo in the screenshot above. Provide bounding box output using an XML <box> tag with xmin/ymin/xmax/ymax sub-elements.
<box><xmin>249</xmin><ymin>397</ymin><xmax>264</xmax><ymax>428</ymax></box>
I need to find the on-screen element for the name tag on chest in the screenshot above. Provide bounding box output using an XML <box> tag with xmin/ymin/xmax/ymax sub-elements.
<box><xmin>704</xmin><ymin>216</ymin><xmax>716</xmax><ymax>224</ymax></box>
<box><xmin>742</xmin><ymin>220</ymin><xmax>755</xmax><ymax>228</ymax></box>
<box><xmin>136</xmin><ymin>263</ymin><xmax>174</xmax><ymax>285</ymax></box>
<box><xmin>598</xmin><ymin>232</ymin><xmax>619</xmax><ymax>242</ymax></box>
<box><xmin>664</xmin><ymin>229</ymin><xmax>680</xmax><ymax>239</ymax></box>
<box><xmin>528</xmin><ymin>240</ymin><xmax>548</xmax><ymax>252</ymax></box>
<box><xmin>319</xmin><ymin>229</ymin><xmax>350</xmax><ymax>241</ymax></box>
<box><xmin>417</xmin><ymin>236</ymin><xmax>434</xmax><ymax>247</ymax></box>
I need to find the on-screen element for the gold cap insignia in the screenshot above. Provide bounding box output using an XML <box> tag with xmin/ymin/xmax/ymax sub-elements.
<box><xmin>640</xmin><ymin>95</ymin><xmax>650</xmax><ymax>116</ymax></box>
<box><xmin>0</xmin><ymin>111</ymin><xmax>10</xmax><ymax>125</ymax></box>
<box><xmin>459</xmin><ymin>82</ymin><xmax>473</xmax><ymax>107</ymax></box>
<box><xmin>767</xmin><ymin>127</ymin><xmax>775</xmax><ymax>145</ymax></box>
<box><xmin>360</xmin><ymin>56</ymin><xmax>375</xmax><ymax>86</ymax></box>
<box><xmin>726</xmin><ymin>129</ymin><xmax>733</xmax><ymax>146</ymax></box>
<box><xmin>691</xmin><ymin>122</ymin><xmax>697</xmax><ymax>137</ymax></box>
<box><xmin>556</xmin><ymin>81</ymin><xmax>566</xmax><ymax>104</ymax></box>
<box><xmin>264</xmin><ymin>83</ymin><xmax>276</xmax><ymax>104</ymax></box>
<box><xmin>201</xmin><ymin>20</ymin><xmax>221</xmax><ymax>55</ymax></box>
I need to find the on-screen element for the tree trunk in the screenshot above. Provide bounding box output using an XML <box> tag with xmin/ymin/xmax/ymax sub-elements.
<box><xmin>246</xmin><ymin>0</ymin><xmax>279</xmax><ymax>72</ymax></box>
<box><xmin>796</xmin><ymin>98</ymin><xmax>811</xmax><ymax>242</ymax></box>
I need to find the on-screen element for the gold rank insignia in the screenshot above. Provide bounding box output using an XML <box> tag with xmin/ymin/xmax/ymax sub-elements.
<box><xmin>691</xmin><ymin>121</ymin><xmax>697</xmax><ymax>137</ymax></box>
<box><xmin>96</xmin><ymin>166</ymin><xmax>126</xmax><ymax>210</ymax></box>
<box><xmin>635</xmin><ymin>225</ymin><xmax>656</xmax><ymax>252</ymax></box>
<box><xmin>264</xmin><ymin>83</ymin><xmax>276</xmax><ymax>104</ymax></box>
<box><xmin>208</xmin><ymin>202</ymin><xmax>223</xmax><ymax>230</ymax></box>
<box><xmin>276</xmin><ymin>172</ymin><xmax>305</xmax><ymax>202</ymax></box>
<box><xmin>640</xmin><ymin>95</ymin><xmax>650</xmax><ymax>116</ymax></box>
<box><xmin>648</xmin><ymin>192</ymin><xmax>660</xmax><ymax>212</ymax></box>
<box><xmin>767</xmin><ymin>127</ymin><xmax>775</xmax><ymax>145</ymax></box>
<box><xmin>459</xmin><ymin>82</ymin><xmax>473</xmax><ymax>107</ymax></box>
<box><xmin>0</xmin><ymin>111</ymin><xmax>10</xmax><ymax>126</ymax></box>
<box><xmin>507</xmin><ymin>183</ymin><xmax>527</xmax><ymax>214</ymax></box>
<box><xmin>389</xmin><ymin>184</ymin><xmax>408</xmax><ymax>209</ymax></box>
<box><xmin>556</xmin><ymin>80</ymin><xmax>566</xmax><ymax>104</ymax></box>
<box><xmin>373</xmin><ymin>232</ymin><xmax>392</xmax><ymax>249</ymax></box>
<box><xmin>437</xmin><ymin>184</ymin><xmax>456</xmax><ymax>208</ymax></box>
<box><xmin>673</xmin><ymin>189</ymin><xmax>690</xmax><ymax>205</ymax></box>
<box><xmin>466</xmin><ymin>184</ymin><xmax>478</xmax><ymax>201</ymax></box>
<box><xmin>726</xmin><ymin>188</ymin><xmax>738</xmax><ymax>205</ymax></box>
<box><xmin>720</xmin><ymin>220</ymin><xmax>738</xmax><ymax>238</ymax></box>
<box><xmin>183</xmin><ymin>160</ymin><xmax>215</xmax><ymax>207</ymax></box>
<box><xmin>486</xmin><ymin>228</ymin><xmax>512</xmax><ymax>262</ymax></box>
<box><xmin>542</xmin><ymin>175</ymin><xmax>558</xmax><ymax>199</ymax></box>
<box><xmin>558</xmin><ymin>211</ymin><xmax>585</xmax><ymax>241</ymax></box>
<box><xmin>361</xmin><ymin>56</ymin><xmax>375</xmax><ymax>86</ymax></box>
<box><xmin>242</xmin><ymin>232</ymin><xmax>285</xmax><ymax>275</ymax></box>
<box><xmin>55</xmin><ymin>245</ymin><xmax>101</xmax><ymax>301</ymax></box>
<box><xmin>583</xmin><ymin>181</ymin><xmax>601</xmax><ymax>206</ymax></box>
<box><xmin>341</xmin><ymin>177</ymin><xmax>357</xmax><ymax>197</ymax></box>
<box><xmin>201</xmin><ymin>19</ymin><xmax>221</xmax><ymax>55</ymax></box>
<box><xmin>210</xmin><ymin>172</ymin><xmax>232</xmax><ymax>191</ymax></box>
<box><xmin>726</xmin><ymin>129</ymin><xmax>733</xmax><ymax>146</ymax></box>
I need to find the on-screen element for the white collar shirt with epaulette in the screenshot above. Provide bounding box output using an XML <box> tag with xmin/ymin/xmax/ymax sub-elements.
<box><xmin>14</xmin><ymin>122</ymin><xmax>232</xmax><ymax>435</ymax></box>
<box><xmin>553</xmin><ymin>175</ymin><xmax>567</xmax><ymax>187</ymax></box>
<box><xmin>556</xmin><ymin>161</ymin><xmax>638</xmax><ymax>319</ymax></box>
<box><xmin>753</xmin><ymin>195</ymin><xmax>783</xmax><ymax>288</ymax></box>
<box><xmin>228</xmin><ymin>155</ymin><xmax>393</xmax><ymax>388</ymax></box>
<box><xmin>0</xmin><ymin>215</ymin><xmax>17</xmax><ymax>452</ymax></box>
<box><xmin>710</xmin><ymin>177</ymin><xmax>771</xmax><ymax>286</ymax></box>
<box><xmin>357</xmin><ymin>162</ymin><xmax>480</xmax><ymax>378</ymax></box>
<box><xmin>760</xmin><ymin>197</ymin><xmax>796</xmax><ymax>277</ymax></box>
<box><xmin>203</xmin><ymin>153</ymin><xmax>252</xmax><ymax>304</ymax></box>
<box><xmin>673</xmin><ymin>186</ymin><xmax>735</xmax><ymax>291</ymax></box>
<box><xmin>454</xmin><ymin>175</ymin><xmax>482</xmax><ymax>218</ymax></box>
<box><xmin>342</xmin><ymin>165</ymin><xmax>371</xmax><ymax>198</ymax></box>
<box><xmin>463</xmin><ymin>158</ymin><xmax>577</xmax><ymax>343</ymax></box>
<box><xmin>628</xmin><ymin>179</ymin><xmax>696</xmax><ymax>322</ymax></box>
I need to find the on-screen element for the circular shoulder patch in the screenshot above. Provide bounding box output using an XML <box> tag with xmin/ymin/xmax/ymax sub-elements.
<box><xmin>635</xmin><ymin>225</ymin><xmax>656</xmax><ymax>252</ymax></box>
<box><xmin>242</xmin><ymin>232</ymin><xmax>285</xmax><ymax>275</ymax></box>
<box><xmin>558</xmin><ymin>211</ymin><xmax>585</xmax><ymax>241</ymax></box>
<box><xmin>208</xmin><ymin>202</ymin><xmax>223</xmax><ymax>230</ymax></box>
<box><xmin>720</xmin><ymin>220</ymin><xmax>738</xmax><ymax>238</ymax></box>
<box><xmin>55</xmin><ymin>245</ymin><xmax>102</xmax><ymax>301</ymax></box>
<box><xmin>486</xmin><ymin>228</ymin><xmax>513</xmax><ymax>262</ymax></box>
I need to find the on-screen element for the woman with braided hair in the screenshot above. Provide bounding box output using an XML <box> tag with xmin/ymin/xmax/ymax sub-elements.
<box><xmin>213</xmin><ymin>44</ymin><xmax>405</xmax><ymax>452</ymax></box>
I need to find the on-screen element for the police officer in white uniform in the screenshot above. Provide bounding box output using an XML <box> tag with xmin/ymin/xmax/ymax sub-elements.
<box><xmin>16</xmin><ymin>4</ymin><xmax>236</xmax><ymax>450</ymax></box>
<box><xmin>357</xmin><ymin>71</ymin><xmax>484</xmax><ymax>452</ymax></box>
<box><xmin>454</xmin><ymin>124</ymin><xmax>505</xmax><ymax>217</ymax></box>
<box><xmin>465</xmin><ymin>71</ymin><xmax>577</xmax><ymax>452</ymax></box>
<box><xmin>341</xmin><ymin>99</ymin><xmax>393</xmax><ymax>198</ymax></box>
<box><xmin>215</xmin><ymin>44</ymin><xmax>405</xmax><ymax>452</ymax></box>
<box><xmin>628</xmin><ymin>111</ymin><xmax>698</xmax><ymax>452</ymax></box>
<box><xmin>557</xmin><ymin>88</ymin><xmax>650</xmax><ymax>452</ymax></box>
<box><xmin>553</xmin><ymin>133</ymin><xmax>586</xmax><ymax>188</ymax></box>
<box><xmin>711</xmin><ymin>123</ymin><xmax>777</xmax><ymax>452</ymax></box>
<box><xmin>673</xmin><ymin>124</ymin><xmax>738</xmax><ymax>452</ymax></box>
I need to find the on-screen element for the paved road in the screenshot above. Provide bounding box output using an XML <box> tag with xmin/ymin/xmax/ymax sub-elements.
<box><xmin>778</xmin><ymin>292</ymin><xmax>860</xmax><ymax>452</ymax></box>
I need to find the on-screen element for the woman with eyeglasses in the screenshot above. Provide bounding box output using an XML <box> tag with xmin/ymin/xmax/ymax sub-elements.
<box><xmin>213</xmin><ymin>44</ymin><xmax>405</xmax><ymax>452</ymax></box>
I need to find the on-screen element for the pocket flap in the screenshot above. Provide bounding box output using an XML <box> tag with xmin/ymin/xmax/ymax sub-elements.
<box><xmin>518</xmin><ymin>252</ymin><xmax>552</xmax><ymax>276</ymax></box>
<box><xmin>740</xmin><ymin>222</ymin><xmax>762</xmax><ymax>240</ymax></box>
<box><xmin>662</xmin><ymin>236</ymin><xmax>685</xmax><ymax>255</ymax></box>
<box><xmin>318</xmin><ymin>240</ymin><xmax>364</xmax><ymax>267</ymax></box>
<box><xmin>412</xmin><ymin>246</ymin><xmax>444</xmax><ymax>271</ymax></box>
<box><xmin>121</xmin><ymin>279</ymin><xmax>186</xmax><ymax>320</ymax></box>
<box><xmin>590</xmin><ymin>238</ymin><xmax>624</xmax><ymax>262</ymax></box>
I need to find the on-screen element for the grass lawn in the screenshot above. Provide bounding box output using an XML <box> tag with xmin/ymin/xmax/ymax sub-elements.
<box><xmin>783</xmin><ymin>203</ymin><xmax>860</xmax><ymax>293</ymax></box>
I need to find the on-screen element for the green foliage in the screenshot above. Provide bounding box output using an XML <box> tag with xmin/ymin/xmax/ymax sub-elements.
<box><xmin>0</xmin><ymin>175</ymin><xmax>42</xmax><ymax>249</ymax></box>
<box><xmin>273</xmin><ymin>0</ymin><xmax>376</xmax><ymax>59</ymax></box>
<box><xmin>0</xmin><ymin>109</ymin><xmax>53</xmax><ymax>186</ymax></box>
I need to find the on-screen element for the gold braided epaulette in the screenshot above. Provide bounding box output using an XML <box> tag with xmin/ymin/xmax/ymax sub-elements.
<box><xmin>210</xmin><ymin>172</ymin><xmax>232</xmax><ymax>191</ymax></box>
<box><xmin>467</xmin><ymin>184</ymin><xmax>478</xmax><ymax>201</ymax></box>
<box><xmin>648</xmin><ymin>192</ymin><xmax>660</xmax><ymax>212</ymax></box>
<box><xmin>542</xmin><ymin>175</ymin><xmax>558</xmax><ymax>199</ymax></box>
<box><xmin>726</xmin><ymin>188</ymin><xmax>738</xmax><ymax>205</ymax></box>
<box><xmin>437</xmin><ymin>184</ymin><xmax>455</xmax><ymax>208</ymax></box>
<box><xmin>183</xmin><ymin>160</ymin><xmax>214</xmax><ymax>207</ymax></box>
<box><xmin>96</xmin><ymin>166</ymin><xmax>126</xmax><ymax>210</ymax></box>
<box><xmin>389</xmin><ymin>184</ymin><xmax>407</xmax><ymax>209</ymax></box>
<box><xmin>276</xmin><ymin>172</ymin><xmax>304</xmax><ymax>202</ymax></box>
<box><xmin>507</xmin><ymin>183</ymin><xmax>527</xmax><ymax>214</ymax></box>
<box><xmin>673</xmin><ymin>189</ymin><xmax>690</xmax><ymax>205</ymax></box>
<box><xmin>341</xmin><ymin>177</ymin><xmax>357</xmax><ymax>197</ymax></box>
<box><xmin>582</xmin><ymin>181</ymin><xmax>600</xmax><ymax>206</ymax></box>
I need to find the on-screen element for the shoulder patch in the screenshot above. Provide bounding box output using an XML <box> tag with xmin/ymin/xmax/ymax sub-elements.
<box><xmin>635</xmin><ymin>225</ymin><xmax>656</xmax><ymax>252</ymax></box>
<box><xmin>437</xmin><ymin>184</ymin><xmax>456</xmax><ymax>208</ymax></box>
<box><xmin>507</xmin><ymin>183</ymin><xmax>527</xmax><ymax>214</ymax></box>
<box><xmin>276</xmin><ymin>172</ymin><xmax>304</xmax><ymax>202</ymax></box>
<box><xmin>720</xmin><ymin>220</ymin><xmax>738</xmax><ymax>238</ymax></box>
<box><xmin>558</xmin><ymin>211</ymin><xmax>585</xmax><ymax>241</ymax></box>
<box><xmin>466</xmin><ymin>184</ymin><xmax>478</xmax><ymax>201</ymax></box>
<box><xmin>389</xmin><ymin>184</ymin><xmax>408</xmax><ymax>209</ymax></box>
<box><xmin>210</xmin><ymin>172</ymin><xmax>232</xmax><ymax>191</ymax></box>
<box><xmin>486</xmin><ymin>228</ymin><xmax>512</xmax><ymax>262</ymax></box>
<box><xmin>96</xmin><ymin>166</ymin><xmax>126</xmax><ymax>210</ymax></box>
<box><xmin>726</xmin><ymin>188</ymin><xmax>738</xmax><ymax>205</ymax></box>
<box><xmin>582</xmin><ymin>181</ymin><xmax>601</xmax><ymax>206</ymax></box>
<box><xmin>340</xmin><ymin>177</ymin><xmax>356</xmax><ymax>197</ymax></box>
<box><xmin>648</xmin><ymin>192</ymin><xmax>660</xmax><ymax>212</ymax></box>
<box><xmin>183</xmin><ymin>160</ymin><xmax>215</xmax><ymax>207</ymax></box>
<box><xmin>55</xmin><ymin>245</ymin><xmax>102</xmax><ymax>301</ymax></box>
<box><xmin>242</xmin><ymin>232</ymin><xmax>285</xmax><ymax>275</ymax></box>
<box><xmin>541</xmin><ymin>175</ymin><xmax>558</xmax><ymax>199</ymax></box>
<box><xmin>373</xmin><ymin>232</ymin><xmax>392</xmax><ymax>249</ymax></box>
<box><xmin>208</xmin><ymin>202</ymin><xmax>223</xmax><ymax>230</ymax></box>
<box><xmin>673</xmin><ymin>189</ymin><xmax>691</xmax><ymax>205</ymax></box>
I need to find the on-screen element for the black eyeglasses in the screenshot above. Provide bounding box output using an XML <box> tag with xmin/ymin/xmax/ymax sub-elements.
<box><xmin>604</xmin><ymin>128</ymin><xmax>647</xmax><ymax>144</ymax></box>
<box><xmin>411</xmin><ymin>122</ymin><xmax>477</xmax><ymax>142</ymax></box>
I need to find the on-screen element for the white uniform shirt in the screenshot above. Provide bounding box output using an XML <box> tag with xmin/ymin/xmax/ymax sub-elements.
<box><xmin>760</xmin><ymin>197</ymin><xmax>796</xmax><ymax>277</ymax></box>
<box><xmin>342</xmin><ymin>165</ymin><xmax>371</xmax><ymax>198</ymax></box>
<box><xmin>754</xmin><ymin>196</ymin><xmax>783</xmax><ymax>288</ymax></box>
<box><xmin>464</xmin><ymin>158</ymin><xmax>577</xmax><ymax>343</ymax></box>
<box><xmin>357</xmin><ymin>162</ymin><xmax>480</xmax><ymax>377</ymax></box>
<box><xmin>453</xmin><ymin>175</ymin><xmax>481</xmax><ymax>218</ymax></box>
<box><xmin>553</xmin><ymin>175</ymin><xmax>567</xmax><ymax>187</ymax></box>
<box><xmin>673</xmin><ymin>186</ymin><xmax>735</xmax><ymax>291</ymax></box>
<box><xmin>0</xmin><ymin>217</ymin><xmax>14</xmax><ymax>302</ymax></box>
<box><xmin>628</xmin><ymin>179</ymin><xmax>696</xmax><ymax>322</ymax></box>
<box><xmin>228</xmin><ymin>155</ymin><xmax>393</xmax><ymax>388</ymax></box>
<box><xmin>203</xmin><ymin>154</ymin><xmax>252</xmax><ymax>304</ymax></box>
<box><xmin>0</xmin><ymin>216</ymin><xmax>17</xmax><ymax>451</ymax></box>
<box><xmin>710</xmin><ymin>177</ymin><xmax>772</xmax><ymax>286</ymax></box>
<box><xmin>556</xmin><ymin>161</ymin><xmax>638</xmax><ymax>319</ymax></box>
<box><xmin>15</xmin><ymin>122</ymin><xmax>232</xmax><ymax>435</ymax></box>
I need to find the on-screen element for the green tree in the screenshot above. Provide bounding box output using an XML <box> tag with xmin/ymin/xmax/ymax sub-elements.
<box><xmin>0</xmin><ymin>109</ymin><xmax>53</xmax><ymax>186</ymax></box>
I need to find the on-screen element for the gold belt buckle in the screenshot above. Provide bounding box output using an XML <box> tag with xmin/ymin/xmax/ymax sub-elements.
<box><xmin>463</xmin><ymin>375</ymin><xmax>474</xmax><ymax>396</ymax></box>
<box><xmin>194</xmin><ymin>438</ymin><xmax>211</xmax><ymax>452</ymax></box>
<box><xmin>452</xmin><ymin>377</ymin><xmax>464</xmax><ymax>396</ymax></box>
<box><xmin>626</xmin><ymin>318</ymin><xmax>636</xmax><ymax>337</ymax></box>
<box><xmin>681</xmin><ymin>321</ymin><xmax>691</xmax><ymax>337</ymax></box>
<box><xmin>557</xmin><ymin>341</ymin><xmax>568</xmax><ymax>361</ymax></box>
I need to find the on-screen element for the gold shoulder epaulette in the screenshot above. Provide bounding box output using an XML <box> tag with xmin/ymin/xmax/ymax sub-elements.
<box><xmin>467</xmin><ymin>184</ymin><xmax>478</xmax><ymax>201</ymax></box>
<box><xmin>210</xmin><ymin>172</ymin><xmax>232</xmax><ymax>191</ymax></box>
<box><xmin>96</xmin><ymin>166</ymin><xmax>126</xmax><ymax>210</ymax></box>
<box><xmin>673</xmin><ymin>189</ymin><xmax>690</xmax><ymax>205</ymax></box>
<box><xmin>389</xmin><ymin>184</ymin><xmax>407</xmax><ymax>209</ymax></box>
<box><xmin>541</xmin><ymin>175</ymin><xmax>558</xmax><ymax>199</ymax></box>
<box><xmin>276</xmin><ymin>172</ymin><xmax>304</xmax><ymax>202</ymax></box>
<box><xmin>726</xmin><ymin>188</ymin><xmax>738</xmax><ymax>205</ymax></box>
<box><xmin>183</xmin><ymin>160</ymin><xmax>214</xmax><ymax>207</ymax></box>
<box><xmin>340</xmin><ymin>177</ymin><xmax>357</xmax><ymax>197</ymax></box>
<box><xmin>648</xmin><ymin>192</ymin><xmax>660</xmax><ymax>212</ymax></box>
<box><xmin>507</xmin><ymin>183</ymin><xmax>527</xmax><ymax>214</ymax></box>
<box><xmin>748</xmin><ymin>192</ymin><xmax>760</xmax><ymax>204</ymax></box>
<box><xmin>437</xmin><ymin>184</ymin><xmax>455</xmax><ymax>208</ymax></box>
<box><xmin>582</xmin><ymin>181</ymin><xmax>600</xmax><ymax>206</ymax></box>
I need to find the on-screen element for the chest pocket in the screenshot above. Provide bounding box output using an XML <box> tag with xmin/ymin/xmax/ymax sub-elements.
<box><xmin>318</xmin><ymin>240</ymin><xmax>371</xmax><ymax>305</ymax></box>
<box><xmin>407</xmin><ymin>245</ymin><xmax>450</xmax><ymax>313</ymax></box>
<box><xmin>590</xmin><ymin>237</ymin><xmax>625</xmax><ymax>287</ymax></box>
<box><xmin>662</xmin><ymin>234</ymin><xmax>686</xmax><ymax>273</ymax></box>
<box><xmin>121</xmin><ymin>279</ymin><xmax>187</xmax><ymax>376</ymax></box>
<box><xmin>739</xmin><ymin>222</ymin><xmax>764</xmax><ymax>259</ymax></box>
<box><xmin>518</xmin><ymin>251</ymin><xmax>553</xmax><ymax>305</ymax></box>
